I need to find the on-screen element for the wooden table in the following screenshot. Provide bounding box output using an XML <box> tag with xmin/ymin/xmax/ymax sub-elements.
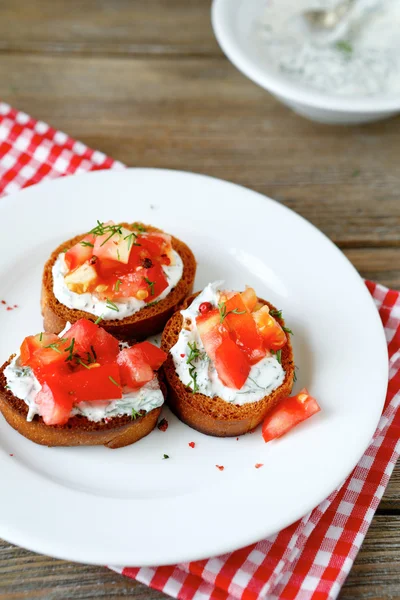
<box><xmin>0</xmin><ymin>1</ymin><xmax>399</xmax><ymax>598</ymax></box>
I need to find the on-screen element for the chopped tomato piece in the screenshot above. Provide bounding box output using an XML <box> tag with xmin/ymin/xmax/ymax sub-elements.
<box><xmin>133</xmin><ymin>341</ymin><xmax>167</xmax><ymax>370</ymax></box>
<box><xmin>143</xmin><ymin>263</ymin><xmax>168</xmax><ymax>301</ymax></box>
<box><xmin>214</xmin><ymin>338</ymin><xmax>250</xmax><ymax>389</ymax></box>
<box><xmin>224</xmin><ymin>294</ymin><xmax>266</xmax><ymax>364</ymax></box>
<box><xmin>139</xmin><ymin>232</ymin><xmax>174</xmax><ymax>266</ymax></box>
<box><xmin>65</xmin><ymin>363</ymin><xmax>122</xmax><ymax>402</ymax></box>
<box><xmin>240</xmin><ymin>287</ymin><xmax>257</xmax><ymax>312</ymax></box>
<box><xmin>253</xmin><ymin>306</ymin><xmax>287</xmax><ymax>351</ymax></box>
<box><xmin>93</xmin><ymin>222</ymin><xmax>133</xmax><ymax>265</ymax></box>
<box><xmin>35</xmin><ymin>381</ymin><xmax>75</xmax><ymax>426</ymax></box>
<box><xmin>64</xmin><ymin>235</ymin><xmax>95</xmax><ymax>271</ymax></box>
<box><xmin>64</xmin><ymin>262</ymin><xmax>98</xmax><ymax>294</ymax></box>
<box><xmin>262</xmin><ymin>388</ymin><xmax>321</xmax><ymax>443</ymax></box>
<box><xmin>117</xmin><ymin>347</ymin><xmax>155</xmax><ymax>389</ymax></box>
<box><xmin>63</xmin><ymin>318</ymin><xmax>119</xmax><ymax>363</ymax></box>
<box><xmin>20</xmin><ymin>333</ymin><xmax>70</xmax><ymax>370</ymax></box>
<box><xmin>196</xmin><ymin>309</ymin><xmax>230</xmax><ymax>362</ymax></box>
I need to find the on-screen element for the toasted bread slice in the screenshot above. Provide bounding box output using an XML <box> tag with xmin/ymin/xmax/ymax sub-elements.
<box><xmin>161</xmin><ymin>294</ymin><xmax>294</xmax><ymax>437</ymax></box>
<box><xmin>42</xmin><ymin>222</ymin><xmax>196</xmax><ymax>341</ymax></box>
<box><xmin>0</xmin><ymin>358</ymin><xmax>164</xmax><ymax>448</ymax></box>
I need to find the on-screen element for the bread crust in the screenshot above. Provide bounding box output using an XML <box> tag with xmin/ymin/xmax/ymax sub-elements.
<box><xmin>42</xmin><ymin>223</ymin><xmax>196</xmax><ymax>341</ymax></box>
<box><xmin>161</xmin><ymin>294</ymin><xmax>294</xmax><ymax>437</ymax></box>
<box><xmin>0</xmin><ymin>358</ymin><xmax>164</xmax><ymax>448</ymax></box>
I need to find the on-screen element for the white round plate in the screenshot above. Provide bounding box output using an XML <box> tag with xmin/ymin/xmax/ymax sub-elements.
<box><xmin>0</xmin><ymin>169</ymin><xmax>387</xmax><ymax>567</ymax></box>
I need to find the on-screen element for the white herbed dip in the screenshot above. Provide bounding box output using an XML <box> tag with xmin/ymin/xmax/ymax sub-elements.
<box><xmin>254</xmin><ymin>0</ymin><xmax>400</xmax><ymax>96</ymax></box>
<box><xmin>52</xmin><ymin>250</ymin><xmax>183</xmax><ymax>320</ymax></box>
<box><xmin>170</xmin><ymin>282</ymin><xmax>285</xmax><ymax>405</ymax></box>
<box><xmin>4</xmin><ymin>344</ymin><xmax>164</xmax><ymax>424</ymax></box>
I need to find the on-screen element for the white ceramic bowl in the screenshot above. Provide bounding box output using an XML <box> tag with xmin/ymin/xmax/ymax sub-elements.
<box><xmin>212</xmin><ymin>0</ymin><xmax>400</xmax><ymax>125</ymax></box>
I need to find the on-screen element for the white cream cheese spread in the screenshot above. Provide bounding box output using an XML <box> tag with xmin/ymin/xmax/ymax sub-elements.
<box><xmin>4</xmin><ymin>351</ymin><xmax>164</xmax><ymax>424</ymax></box>
<box><xmin>52</xmin><ymin>250</ymin><xmax>183</xmax><ymax>320</ymax></box>
<box><xmin>170</xmin><ymin>282</ymin><xmax>285</xmax><ymax>405</ymax></box>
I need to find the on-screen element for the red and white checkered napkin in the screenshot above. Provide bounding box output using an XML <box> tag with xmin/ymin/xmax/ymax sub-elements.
<box><xmin>1</xmin><ymin>102</ymin><xmax>399</xmax><ymax>600</ymax></box>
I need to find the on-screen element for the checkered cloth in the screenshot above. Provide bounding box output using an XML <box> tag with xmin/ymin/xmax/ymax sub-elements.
<box><xmin>1</xmin><ymin>102</ymin><xmax>399</xmax><ymax>600</ymax></box>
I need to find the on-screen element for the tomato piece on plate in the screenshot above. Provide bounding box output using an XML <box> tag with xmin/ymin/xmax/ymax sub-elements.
<box><xmin>93</xmin><ymin>222</ymin><xmax>133</xmax><ymax>265</ymax></box>
<box><xmin>65</xmin><ymin>363</ymin><xmax>122</xmax><ymax>402</ymax></box>
<box><xmin>64</xmin><ymin>235</ymin><xmax>95</xmax><ymax>271</ymax></box>
<box><xmin>20</xmin><ymin>333</ymin><xmax>69</xmax><ymax>369</ymax></box>
<box><xmin>35</xmin><ymin>381</ymin><xmax>75</xmax><ymax>426</ymax></box>
<box><xmin>262</xmin><ymin>388</ymin><xmax>321</xmax><ymax>443</ymax></box>
<box><xmin>117</xmin><ymin>347</ymin><xmax>155</xmax><ymax>389</ymax></box>
<box><xmin>214</xmin><ymin>338</ymin><xmax>250</xmax><ymax>389</ymax></box>
<box><xmin>138</xmin><ymin>233</ymin><xmax>174</xmax><ymax>266</ymax></box>
<box><xmin>133</xmin><ymin>341</ymin><xmax>167</xmax><ymax>370</ymax></box>
<box><xmin>196</xmin><ymin>309</ymin><xmax>230</xmax><ymax>362</ymax></box>
<box><xmin>224</xmin><ymin>294</ymin><xmax>266</xmax><ymax>364</ymax></box>
<box><xmin>63</xmin><ymin>319</ymin><xmax>119</xmax><ymax>363</ymax></box>
<box><xmin>240</xmin><ymin>287</ymin><xmax>257</xmax><ymax>312</ymax></box>
<box><xmin>253</xmin><ymin>306</ymin><xmax>287</xmax><ymax>351</ymax></box>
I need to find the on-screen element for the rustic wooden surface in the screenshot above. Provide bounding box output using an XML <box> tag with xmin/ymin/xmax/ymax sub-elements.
<box><xmin>0</xmin><ymin>1</ymin><xmax>399</xmax><ymax>598</ymax></box>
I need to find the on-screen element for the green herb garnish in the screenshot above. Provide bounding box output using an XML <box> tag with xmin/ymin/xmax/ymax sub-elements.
<box><xmin>39</xmin><ymin>332</ymin><xmax>43</xmax><ymax>342</ymax></box>
<box><xmin>89</xmin><ymin>221</ymin><xmax>124</xmax><ymax>246</ymax></box>
<box><xmin>80</xmin><ymin>240</ymin><xmax>94</xmax><ymax>248</ymax></box>
<box><xmin>186</xmin><ymin>341</ymin><xmax>201</xmax><ymax>393</ymax></box>
<box><xmin>94</xmin><ymin>315</ymin><xmax>103</xmax><ymax>324</ymax></box>
<box><xmin>163</xmin><ymin>454</ymin><xmax>169</xmax><ymax>459</ymax></box>
<box><xmin>64</xmin><ymin>338</ymin><xmax>75</xmax><ymax>362</ymax></box>
<box><xmin>124</xmin><ymin>232</ymin><xmax>140</xmax><ymax>250</ymax></box>
<box><xmin>132</xmin><ymin>222</ymin><xmax>146</xmax><ymax>233</ymax></box>
<box><xmin>336</xmin><ymin>40</ymin><xmax>353</xmax><ymax>56</ymax></box>
<box><xmin>146</xmin><ymin>300</ymin><xmax>160</xmax><ymax>308</ymax></box>
<box><xmin>115</xmin><ymin>279</ymin><xmax>122</xmax><ymax>292</ymax></box>
<box><xmin>144</xmin><ymin>277</ymin><xmax>155</xmax><ymax>296</ymax></box>
<box><xmin>75</xmin><ymin>357</ymin><xmax>90</xmax><ymax>369</ymax></box>
<box><xmin>106</xmin><ymin>298</ymin><xmax>119</xmax><ymax>312</ymax></box>
<box><xmin>271</xmin><ymin>349</ymin><xmax>282</xmax><ymax>364</ymax></box>
<box><xmin>109</xmin><ymin>376</ymin><xmax>121</xmax><ymax>387</ymax></box>
<box><xmin>282</xmin><ymin>326</ymin><xmax>293</xmax><ymax>335</ymax></box>
<box><xmin>218</xmin><ymin>302</ymin><xmax>246</xmax><ymax>323</ymax></box>
<box><xmin>269</xmin><ymin>309</ymin><xmax>282</xmax><ymax>319</ymax></box>
<box><xmin>90</xmin><ymin>345</ymin><xmax>97</xmax><ymax>361</ymax></box>
<box><xmin>131</xmin><ymin>408</ymin><xmax>140</xmax><ymax>420</ymax></box>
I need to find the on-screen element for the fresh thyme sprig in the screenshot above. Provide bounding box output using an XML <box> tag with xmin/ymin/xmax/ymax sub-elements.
<box><xmin>144</xmin><ymin>277</ymin><xmax>155</xmax><ymax>296</ymax></box>
<box><xmin>271</xmin><ymin>349</ymin><xmax>282</xmax><ymax>364</ymax></box>
<box><xmin>186</xmin><ymin>341</ymin><xmax>201</xmax><ymax>393</ymax></box>
<box><xmin>218</xmin><ymin>302</ymin><xmax>246</xmax><ymax>323</ymax></box>
<box><xmin>106</xmin><ymin>298</ymin><xmax>119</xmax><ymax>312</ymax></box>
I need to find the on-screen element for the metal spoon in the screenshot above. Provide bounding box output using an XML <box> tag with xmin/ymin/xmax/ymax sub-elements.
<box><xmin>292</xmin><ymin>0</ymin><xmax>373</xmax><ymax>46</ymax></box>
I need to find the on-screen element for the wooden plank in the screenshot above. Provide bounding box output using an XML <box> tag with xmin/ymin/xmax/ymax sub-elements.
<box><xmin>1</xmin><ymin>55</ymin><xmax>400</xmax><ymax>247</ymax></box>
<box><xmin>1</xmin><ymin>516</ymin><xmax>400</xmax><ymax>598</ymax></box>
<box><xmin>0</xmin><ymin>0</ymin><xmax>220</xmax><ymax>56</ymax></box>
<box><xmin>344</xmin><ymin>248</ymin><xmax>400</xmax><ymax>290</ymax></box>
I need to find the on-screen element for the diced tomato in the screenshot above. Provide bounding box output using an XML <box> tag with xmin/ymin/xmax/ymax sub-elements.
<box><xmin>65</xmin><ymin>363</ymin><xmax>122</xmax><ymax>402</ymax></box>
<box><xmin>117</xmin><ymin>347</ymin><xmax>155</xmax><ymax>389</ymax></box>
<box><xmin>138</xmin><ymin>232</ymin><xmax>174</xmax><ymax>266</ymax></box>
<box><xmin>64</xmin><ymin>235</ymin><xmax>95</xmax><ymax>271</ymax></box>
<box><xmin>93</xmin><ymin>222</ymin><xmax>133</xmax><ymax>265</ymax></box>
<box><xmin>224</xmin><ymin>294</ymin><xmax>266</xmax><ymax>364</ymax></box>
<box><xmin>196</xmin><ymin>309</ymin><xmax>230</xmax><ymax>362</ymax></box>
<box><xmin>143</xmin><ymin>263</ymin><xmax>168</xmax><ymax>301</ymax></box>
<box><xmin>35</xmin><ymin>381</ymin><xmax>75</xmax><ymax>426</ymax></box>
<box><xmin>240</xmin><ymin>287</ymin><xmax>257</xmax><ymax>312</ymax></box>
<box><xmin>262</xmin><ymin>388</ymin><xmax>321</xmax><ymax>443</ymax></box>
<box><xmin>133</xmin><ymin>341</ymin><xmax>167</xmax><ymax>370</ymax></box>
<box><xmin>63</xmin><ymin>318</ymin><xmax>119</xmax><ymax>363</ymax></box>
<box><xmin>253</xmin><ymin>306</ymin><xmax>287</xmax><ymax>351</ymax></box>
<box><xmin>64</xmin><ymin>262</ymin><xmax>98</xmax><ymax>294</ymax></box>
<box><xmin>20</xmin><ymin>333</ymin><xmax>70</xmax><ymax>370</ymax></box>
<box><xmin>214</xmin><ymin>338</ymin><xmax>250</xmax><ymax>389</ymax></box>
